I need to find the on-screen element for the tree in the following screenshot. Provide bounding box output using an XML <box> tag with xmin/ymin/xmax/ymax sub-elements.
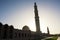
<box><xmin>0</xmin><ymin>22</ymin><xmax>3</xmax><ymax>38</ymax></box>
<box><xmin>3</xmin><ymin>24</ymin><xmax>9</xmax><ymax>39</ymax></box>
<box><xmin>9</xmin><ymin>25</ymin><xmax>14</xmax><ymax>39</ymax></box>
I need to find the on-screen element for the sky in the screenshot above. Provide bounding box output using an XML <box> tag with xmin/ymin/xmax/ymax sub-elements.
<box><xmin>0</xmin><ymin>0</ymin><xmax>60</xmax><ymax>34</ymax></box>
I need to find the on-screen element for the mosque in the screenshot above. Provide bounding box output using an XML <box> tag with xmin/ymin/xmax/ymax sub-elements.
<box><xmin>0</xmin><ymin>2</ymin><xmax>50</xmax><ymax>40</ymax></box>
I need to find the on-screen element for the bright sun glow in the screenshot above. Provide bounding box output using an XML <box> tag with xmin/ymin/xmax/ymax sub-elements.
<box><xmin>26</xmin><ymin>19</ymin><xmax>36</xmax><ymax>31</ymax></box>
<box><xmin>25</xmin><ymin>19</ymin><xmax>47</xmax><ymax>33</ymax></box>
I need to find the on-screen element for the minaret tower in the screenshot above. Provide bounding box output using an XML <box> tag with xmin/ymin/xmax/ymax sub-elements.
<box><xmin>34</xmin><ymin>2</ymin><xmax>41</xmax><ymax>33</ymax></box>
<box><xmin>47</xmin><ymin>27</ymin><xmax>50</xmax><ymax>34</ymax></box>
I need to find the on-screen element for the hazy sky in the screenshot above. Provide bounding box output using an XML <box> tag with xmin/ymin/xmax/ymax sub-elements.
<box><xmin>0</xmin><ymin>0</ymin><xmax>60</xmax><ymax>34</ymax></box>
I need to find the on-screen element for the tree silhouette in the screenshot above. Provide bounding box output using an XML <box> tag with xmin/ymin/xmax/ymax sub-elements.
<box><xmin>9</xmin><ymin>25</ymin><xmax>14</xmax><ymax>39</ymax></box>
<box><xmin>0</xmin><ymin>22</ymin><xmax>2</xmax><ymax>28</ymax></box>
<box><xmin>0</xmin><ymin>22</ymin><xmax>3</xmax><ymax>38</ymax></box>
<box><xmin>3</xmin><ymin>24</ymin><xmax>9</xmax><ymax>39</ymax></box>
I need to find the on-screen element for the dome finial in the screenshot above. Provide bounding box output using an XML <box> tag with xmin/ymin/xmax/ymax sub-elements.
<box><xmin>34</xmin><ymin>2</ymin><xmax>36</xmax><ymax>5</ymax></box>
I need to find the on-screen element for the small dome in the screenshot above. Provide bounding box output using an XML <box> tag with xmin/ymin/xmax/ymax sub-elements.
<box><xmin>22</xmin><ymin>25</ymin><xmax>30</xmax><ymax>31</ymax></box>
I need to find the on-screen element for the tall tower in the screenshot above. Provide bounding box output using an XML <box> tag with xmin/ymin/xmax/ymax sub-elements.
<box><xmin>47</xmin><ymin>27</ymin><xmax>50</xmax><ymax>34</ymax></box>
<box><xmin>34</xmin><ymin>2</ymin><xmax>41</xmax><ymax>33</ymax></box>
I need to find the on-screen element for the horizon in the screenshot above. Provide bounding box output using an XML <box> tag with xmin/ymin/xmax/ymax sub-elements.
<box><xmin>0</xmin><ymin>0</ymin><xmax>60</xmax><ymax>34</ymax></box>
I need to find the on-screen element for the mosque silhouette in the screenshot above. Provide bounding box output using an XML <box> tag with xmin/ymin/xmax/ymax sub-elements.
<box><xmin>0</xmin><ymin>2</ymin><xmax>59</xmax><ymax>40</ymax></box>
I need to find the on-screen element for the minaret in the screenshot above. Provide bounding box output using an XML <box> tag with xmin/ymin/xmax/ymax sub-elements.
<box><xmin>34</xmin><ymin>2</ymin><xmax>41</xmax><ymax>33</ymax></box>
<box><xmin>47</xmin><ymin>27</ymin><xmax>50</xmax><ymax>34</ymax></box>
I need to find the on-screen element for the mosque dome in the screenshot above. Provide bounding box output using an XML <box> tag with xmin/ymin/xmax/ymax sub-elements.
<box><xmin>22</xmin><ymin>25</ymin><xmax>30</xmax><ymax>31</ymax></box>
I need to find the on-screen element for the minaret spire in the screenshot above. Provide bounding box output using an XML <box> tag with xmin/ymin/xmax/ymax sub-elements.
<box><xmin>34</xmin><ymin>2</ymin><xmax>38</xmax><ymax>17</ymax></box>
<box><xmin>34</xmin><ymin>2</ymin><xmax>41</xmax><ymax>33</ymax></box>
